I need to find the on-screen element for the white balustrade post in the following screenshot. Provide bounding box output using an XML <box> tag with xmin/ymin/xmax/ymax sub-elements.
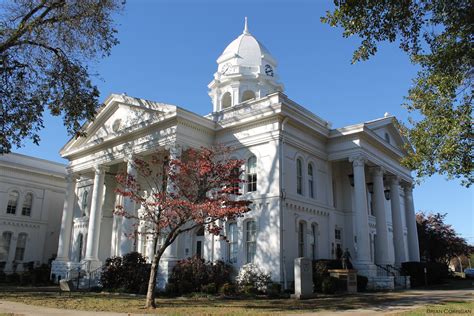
<box><xmin>56</xmin><ymin>172</ymin><xmax>78</xmax><ymax>261</ymax></box>
<box><xmin>84</xmin><ymin>165</ymin><xmax>107</xmax><ymax>262</ymax></box>
<box><xmin>388</xmin><ymin>176</ymin><xmax>407</xmax><ymax>265</ymax></box>
<box><xmin>403</xmin><ymin>183</ymin><xmax>420</xmax><ymax>261</ymax></box>
<box><xmin>370</xmin><ymin>167</ymin><xmax>391</xmax><ymax>265</ymax></box>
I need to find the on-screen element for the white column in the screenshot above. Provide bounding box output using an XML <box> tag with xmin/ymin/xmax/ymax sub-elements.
<box><xmin>370</xmin><ymin>167</ymin><xmax>391</xmax><ymax>265</ymax></box>
<box><xmin>84</xmin><ymin>165</ymin><xmax>107</xmax><ymax>262</ymax></box>
<box><xmin>403</xmin><ymin>183</ymin><xmax>420</xmax><ymax>261</ymax></box>
<box><xmin>119</xmin><ymin>157</ymin><xmax>137</xmax><ymax>256</ymax></box>
<box><xmin>388</xmin><ymin>176</ymin><xmax>407</xmax><ymax>265</ymax></box>
<box><xmin>56</xmin><ymin>172</ymin><xmax>78</xmax><ymax>261</ymax></box>
<box><xmin>350</xmin><ymin>155</ymin><xmax>371</xmax><ymax>264</ymax></box>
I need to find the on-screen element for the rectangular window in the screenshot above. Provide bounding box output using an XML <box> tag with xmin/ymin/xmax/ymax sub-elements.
<box><xmin>228</xmin><ymin>223</ymin><xmax>238</xmax><ymax>263</ymax></box>
<box><xmin>247</xmin><ymin>156</ymin><xmax>257</xmax><ymax>192</ymax></box>
<box><xmin>0</xmin><ymin>232</ymin><xmax>12</xmax><ymax>262</ymax></box>
<box><xmin>14</xmin><ymin>233</ymin><xmax>27</xmax><ymax>261</ymax></box>
<box><xmin>298</xmin><ymin>222</ymin><xmax>305</xmax><ymax>257</ymax></box>
<box><xmin>246</xmin><ymin>221</ymin><xmax>256</xmax><ymax>263</ymax></box>
<box><xmin>230</xmin><ymin>168</ymin><xmax>240</xmax><ymax>195</ymax></box>
<box><xmin>22</xmin><ymin>193</ymin><xmax>33</xmax><ymax>216</ymax></box>
<box><xmin>335</xmin><ymin>229</ymin><xmax>341</xmax><ymax>241</ymax></box>
<box><xmin>297</xmin><ymin>159</ymin><xmax>303</xmax><ymax>195</ymax></box>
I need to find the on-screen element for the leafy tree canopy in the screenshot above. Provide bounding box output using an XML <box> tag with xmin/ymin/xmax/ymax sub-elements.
<box><xmin>0</xmin><ymin>0</ymin><xmax>123</xmax><ymax>153</ymax></box>
<box><xmin>322</xmin><ymin>0</ymin><xmax>473</xmax><ymax>187</ymax></box>
<box><xmin>416</xmin><ymin>212</ymin><xmax>472</xmax><ymax>265</ymax></box>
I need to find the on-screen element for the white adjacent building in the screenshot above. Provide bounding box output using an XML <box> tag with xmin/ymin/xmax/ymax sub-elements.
<box><xmin>52</xmin><ymin>21</ymin><xmax>420</xmax><ymax>289</ymax></box>
<box><xmin>0</xmin><ymin>153</ymin><xmax>67</xmax><ymax>272</ymax></box>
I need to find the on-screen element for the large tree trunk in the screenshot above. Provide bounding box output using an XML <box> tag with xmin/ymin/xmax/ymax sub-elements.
<box><xmin>145</xmin><ymin>238</ymin><xmax>162</xmax><ymax>308</ymax></box>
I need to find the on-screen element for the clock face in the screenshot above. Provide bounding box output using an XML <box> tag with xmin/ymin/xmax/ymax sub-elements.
<box><xmin>264</xmin><ymin>64</ymin><xmax>274</xmax><ymax>77</ymax></box>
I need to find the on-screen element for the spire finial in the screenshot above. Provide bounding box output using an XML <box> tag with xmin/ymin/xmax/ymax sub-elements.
<box><xmin>243</xmin><ymin>17</ymin><xmax>249</xmax><ymax>34</ymax></box>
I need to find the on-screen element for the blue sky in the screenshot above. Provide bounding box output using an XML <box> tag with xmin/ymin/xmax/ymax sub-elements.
<box><xmin>16</xmin><ymin>0</ymin><xmax>473</xmax><ymax>243</ymax></box>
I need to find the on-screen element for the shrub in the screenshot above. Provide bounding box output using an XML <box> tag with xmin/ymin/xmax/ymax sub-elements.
<box><xmin>312</xmin><ymin>259</ymin><xmax>342</xmax><ymax>292</ymax></box>
<box><xmin>202</xmin><ymin>282</ymin><xmax>218</xmax><ymax>295</ymax></box>
<box><xmin>402</xmin><ymin>261</ymin><xmax>449</xmax><ymax>287</ymax></box>
<box><xmin>168</xmin><ymin>256</ymin><xmax>233</xmax><ymax>295</ymax></box>
<box><xmin>100</xmin><ymin>252</ymin><xmax>150</xmax><ymax>294</ymax></box>
<box><xmin>219</xmin><ymin>282</ymin><xmax>236</xmax><ymax>296</ymax></box>
<box><xmin>236</xmin><ymin>263</ymin><xmax>272</xmax><ymax>294</ymax></box>
<box><xmin>357</xmin><ymin>275</ymin><xmax>368</xmax><ymax>292</ymax></box>
<box><xmin>321</xmin><ymin>277</ymin><xmax>337</xmax><ymax>294</ymax></box>
<box><xmin>267</xmin><ymin>282</ymin><xmax>282</xmax><ymax>298</ymax></box>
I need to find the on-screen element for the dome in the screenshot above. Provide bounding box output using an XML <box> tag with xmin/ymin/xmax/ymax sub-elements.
<box><xmin>217</xmin><ymin>19</ymin><xmax>276</xmax><ymax>67</ymax></box>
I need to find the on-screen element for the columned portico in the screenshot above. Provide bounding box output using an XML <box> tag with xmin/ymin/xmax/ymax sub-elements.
<box><xmin>388</xmin><ymin>176</ymin><xmax>406</xmax><ymax>265</ymax></box>
<box><xmin>403</xmin><ymin>184</ymin><xmax>420</xmax><ymax>261</ymax></box>
<box><xmin>84</xmin><ymin>165</ymin><xmax>107</xmax><ymax>266</ymax></box>
<box><xmin>370</xmin><ymin>167</ymin><xmax>391</xmax><ymax>265</ymax></box>
<box><xmin>119</xmin><ymin>156</ymin><xmax>137</xmax><ymax>256</ymax></box>
<box><xmin>56</xmin><ymin>172</ymin><xmax>78</xmax><ymax>261</ymax></box>
<box><xmin>349</xmin><ymin>155</ymin><xmax>372</xmax><ymax>271</ymax></box>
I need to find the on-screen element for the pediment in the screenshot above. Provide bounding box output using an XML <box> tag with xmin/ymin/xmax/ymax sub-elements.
<box><xmin>366</xmin><ymin>117</ymin><xmax>408</xmax><ymax>153</ymax></box>
<box><xmin>61</xmin><ymin>94</ymin><xmax>177</xmax><ymax>156</ymax></box>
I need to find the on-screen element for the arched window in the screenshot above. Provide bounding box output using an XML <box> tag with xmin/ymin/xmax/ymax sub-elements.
<box><xmin>77</xmin><ymin>234</ymin><xmax>84</xmax><ymax>262</ymax></box>
<box><xmin>298</xmin><ymin>221</ymin><xmax>306</xmax><ymax>257</ymax></box>
<box><xmin>296</xmin><ymin>158</ymin><xmax>303</xmax><ymax>195</ymax></box>
<box><xmin>228</xmin><ymin>222</ymin><xmax>238</xmax><ymax>264</ymax></box>
<box><xmin>6</xmin><ymin>191</ymin><xmax>19</xmax><ymax>214</ymax></box>
<box><xmin>308</xmin><ymin>163</ymin><xmax>314</xmax><ymax>198</ymax></box>
<box><xmin>247</xmin><ymin>156</ymin><xmax>257</xmax><ymax>192</ymax></box>
<box><xmin>221</xmin><ymin>92</ymin><xmax>232</xmax><ymax>109</ymax></box>
<box><xmin>22</xmin><ymin>193</ymin><xmax>33</xmax><ymax>216</ymax></box>
<box><xmin>245</xmin><ymin>220</ymin><xmax>257</xmax><ymax>263</ymax></box>
<box><xmin>81</xmin><ymin>190</ymin><xmax>89</xmax><ymax>216</ymax></box>
<box><xmin>0</xmin><ymin>232</ymin><xmax>12</xmax><ymax>262</ymax></box>
<box><xmin>14</xmin><ymin>233</ymin><xmax>27</xmax><ymax>261</ymax></box>
<box><xmin>311</xmin><ymin>223</ymin><xmax>318</xmax><ymax>260</ymax></box>
<box><xmin>242</xmin><ymin>90</ymin><xmax>256</xmax><ymax>102</ymax></box>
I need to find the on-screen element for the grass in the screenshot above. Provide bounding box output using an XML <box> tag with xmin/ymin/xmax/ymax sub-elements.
<box><xmin>0</xmin><ymin>279</ymin><xmax>472</xmax><ymax>315</ymax></box>
<box><xmin>393</xmin><ymin>300</ymin><xmax>473</xmax><ymax>315</ymax></box>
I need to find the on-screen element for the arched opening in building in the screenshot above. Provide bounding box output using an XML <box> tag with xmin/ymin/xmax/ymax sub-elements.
<box><xmin>241</xmin><ymin>90</ymin><xmax>256</xmax><ymax>102</ymax></box>
<box><xmin>221</xmin><ymin>92</ymin><xmax>232</xmax><ymax>109</ymax></box>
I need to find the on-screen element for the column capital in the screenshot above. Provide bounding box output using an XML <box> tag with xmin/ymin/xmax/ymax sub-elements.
<box><xmin>349</xmin><ymin>154</ymin><xmax>367</xmax><ymax>167</ymax></box>
<box><xmin>401</xmin><ymin>182</ymin><xmax>414</xmax><ymax>192</ymax></box>
<box><xmin>93</xmin><ymin>164</ymin><xmax>109</xmax><ymax>175</ymax></box>
<box><xmin>386</xmin><ymin>175</ymin><xmax>400</xmax><ymax>185</ymax></box>
<box><xmin>369</xmin><ymin>166</ymin><xmax>385</xmax><ymax>177</ymax></box>
<box><xmin>65</xmin><ymin>171</ymin><xmax>79</xmax><ymax>182</ymax></box>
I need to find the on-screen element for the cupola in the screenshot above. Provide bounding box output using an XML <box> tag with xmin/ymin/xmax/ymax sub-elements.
<box><xmin>208</xmin><ymin>18</ymin><xmax>284</xmax><ymax>112</ymax></box>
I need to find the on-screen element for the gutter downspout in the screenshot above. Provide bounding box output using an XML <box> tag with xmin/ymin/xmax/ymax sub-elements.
<box><xmin>280</xmin><ymin>117</ymin><xmax>289</xmax><ymax>290</ymax></box>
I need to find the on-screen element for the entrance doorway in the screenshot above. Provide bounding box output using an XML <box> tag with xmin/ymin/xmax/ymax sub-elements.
<box><xmin>194</xmin><ymin>226</ymin><xmax>204</xmax><ymax>258</ymax></box>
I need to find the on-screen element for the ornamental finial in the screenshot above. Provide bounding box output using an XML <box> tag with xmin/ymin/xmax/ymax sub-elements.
<box><xmin>243</xmin><ymin>17</ymin><xmax>249</xmax><ymax>35</ymax></box>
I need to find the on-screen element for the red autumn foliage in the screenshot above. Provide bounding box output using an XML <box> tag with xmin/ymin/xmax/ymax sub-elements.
<box><xmin>114</xmin><ymin>145</ymin><xmax>252</xmax><ymax>308</ymax></box>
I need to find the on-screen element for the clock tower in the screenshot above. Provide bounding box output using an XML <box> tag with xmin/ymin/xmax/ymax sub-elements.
<box><xmin>208</xmin><ymin>18</ymin><xmax>284</xmax><ymax>113</ymax></box>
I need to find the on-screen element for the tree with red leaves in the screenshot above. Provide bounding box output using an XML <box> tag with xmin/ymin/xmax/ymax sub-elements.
<box><xmin>114</xmin><ymin>145</ymin><xmax>251</xmax><ymax>308</ymax></box>
<box><xmin>416</xmin><ymin>212</ymin><xmax>472</xmax><ymax>265</ymax></box>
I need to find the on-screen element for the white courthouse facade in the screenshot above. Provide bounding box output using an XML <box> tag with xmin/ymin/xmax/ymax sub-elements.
<box><xmin>0</xmin><ymin>153</ymin><xmax>66</xmax><ymax>272</ymax></box>
<box><xmin>52</xmin><ymin>21</ymin><xmax>420</xmax><ymax>288</ymax></box>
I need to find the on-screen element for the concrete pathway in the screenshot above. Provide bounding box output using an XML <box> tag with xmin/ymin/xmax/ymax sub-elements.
<box><xmin>0</xmin><ymin>289</ymin><xmax>472</xmax><ymax>315</ymax></box>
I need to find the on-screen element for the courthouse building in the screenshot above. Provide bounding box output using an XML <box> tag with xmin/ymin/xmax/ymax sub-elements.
<box><xmin>0</xmin><ymin>153</ymin><xmax>66</xmax><ymax>272</ymax></box>
<box><xmin>52</xmin><ymin>20</ymin><xmax>420</xmax><ymax>289</ymax></box>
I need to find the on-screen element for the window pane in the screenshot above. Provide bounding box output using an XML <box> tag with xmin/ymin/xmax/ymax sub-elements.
<box><xmin>228</xmin><ymin>223</ymin><xmax>238</xmax><ymax>263</ymax></box>
<box><xmin>247</xmin><ymin>156</ymin><xmax>257</xmax><ymax>192</ymax></box>
<box><xmin>14</xmin><ymin>233</ymin><xmax>27</xmax><ymax>261</ymax></box>
<box><xmin>22</xmin><ymin>193</ymin><xmax>33</xmax><ymax>216</ymax></box>
<box><xmin>297</xmin><ymin>159</ymin><xmax>303</xmax><ymax>195</ymax></box>
<box><xmin>6</xmin><ymin>191</ymin><xmax>19</xmax><ymax>214</ymax></box>
<box><xmin>246</xmin><ymin>220</ymin><xmax>256</xmax><ymax>263</ymax></box>
<box><xmin>0</xmin><ymin>232</ymin><xmax>12</xmax><ymax>261</ymax></box>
